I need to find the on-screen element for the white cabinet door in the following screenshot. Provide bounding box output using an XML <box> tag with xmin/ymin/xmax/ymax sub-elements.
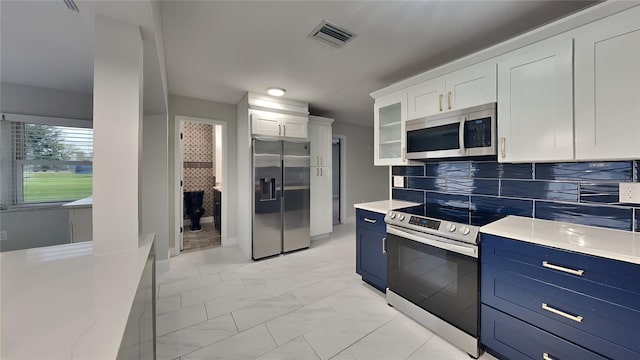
<box><xmin>309</xmin><ymin>122</ymin><xmax>332</xmax><ymax>167</ymax></box>
<box><xmin>446</xmin><ymin>60</ymin><xmax>496</xmax><ymax>111</ymax></box>
<box><xmin>497</xmin><ymin>39</ymin><xmax>574</xmax><ymax>162</ymax></box>
<box><xmin>251</xmin><ymin>111</ymin><xmax>281</xmax><ymax>137</ymax></box>
<box><xmin>310</xmin><ymin>166</ymin><xmax>332</xmax><ymax>237</ymax></box>
<box><xmin>407</xmin><ymin>77</ymin><xmax>445</xmax><ymax>119</ymax></box>
<box><xmin>575</xmin><ymin>7</ymin><xmax>640</xmax><ymax>160</ymax></box>
<box><xmin>374</xmin><ymin>92</ymin><xmax>409</xmax><ymax>166</ymax></box>
<box><xmin>281</xmin><ymin>115</ymin><xmax>308</xmax><ymax>139</ymax></box>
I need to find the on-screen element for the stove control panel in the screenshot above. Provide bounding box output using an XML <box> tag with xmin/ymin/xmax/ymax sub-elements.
<box><xmin>408</xmin><ymin>216</ymin><xmax>440</xmax><ymax>230</ymax></box>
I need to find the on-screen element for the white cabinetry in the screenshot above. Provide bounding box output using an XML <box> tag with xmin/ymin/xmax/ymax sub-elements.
<box><xmin>497</xmin><ymin>39</ymin><xmax>574</xmax><ymax>162</ymax></box>
<box><xmin>575</xmin><ymin>7</ymin><xmax>640</xmax><ymax>160</ymax></box>
<box><xmin>251</xmin><ymin>110</ymin><xmax>308</xmax><ymax>139</ymax></box>
<box><xmin>407</xmin><ymin>60</ymin><xmax>496</xmax><ymax>120</ymax></box>
<box><xmin>374</xmin><ymin>92</ymin><xmax>409</xmax><ymax>166</ymax></box>
<box><xmin>309</xmin><ymin>116</ymin><xmax>334</xmax><ymax>238</ymax></box>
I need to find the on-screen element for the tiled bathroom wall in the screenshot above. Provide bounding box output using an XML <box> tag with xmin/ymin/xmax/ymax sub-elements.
<box><xmin>392</xmin><ymin>160</ymin><xmax>639</xmax><ymax>232</ymax></box>
<box><xmin>183</xmin><ymin>122</ymin><xmax>214</xmax><ymax>217</ymax></box>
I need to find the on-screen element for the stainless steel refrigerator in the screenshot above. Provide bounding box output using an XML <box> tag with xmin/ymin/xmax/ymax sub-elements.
<box><xmin>252</xmin><ymin>138</ymin><xmax>310</xmax><ymax>260</ymax></box>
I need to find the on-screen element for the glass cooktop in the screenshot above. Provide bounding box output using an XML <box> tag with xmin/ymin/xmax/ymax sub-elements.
<box><xmin>394</xmin><ymin>204</ymin><xmax>505</xmax><ymax>227</ymax></box>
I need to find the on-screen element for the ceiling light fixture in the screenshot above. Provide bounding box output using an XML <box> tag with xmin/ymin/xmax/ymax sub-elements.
<box><xmin>267</xmin><ymin>88</ymin><xmax>286</xmax><ymax>97</ymax></box>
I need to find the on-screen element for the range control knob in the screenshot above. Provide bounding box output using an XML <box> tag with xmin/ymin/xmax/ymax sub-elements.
<box><xmin>460</xmin><ymin>226</ymin><xmax>471</xmax><ymax>235</ymax></box>
<box><xmin>447</xmin><ymin>224</ymin><xmax>456</xmax><ymax>232</ymax></box>
<box><xmin>398</xmin><ymin>215</ymin><xmax>405</xmax><ymax>221</ymax></box>
<box><xmin>389</xmin><ymin>212</ymin><xmax>396</xmax><ymax>219</ymax></box>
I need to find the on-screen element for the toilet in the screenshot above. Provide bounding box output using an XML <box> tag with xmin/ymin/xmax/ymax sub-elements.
<box><xmin>184</xmin><ymin>191</ymin><xmax>205</xmax><ymax>231</ymax></box>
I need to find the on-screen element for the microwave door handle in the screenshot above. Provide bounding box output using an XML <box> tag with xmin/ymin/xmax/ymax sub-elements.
<box><xmin>459</xmin><ymin>116</ymin><xmax>466</xmax><ymax>155</ymax></box>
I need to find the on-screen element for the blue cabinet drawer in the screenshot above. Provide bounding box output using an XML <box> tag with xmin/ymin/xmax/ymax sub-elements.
<box><xmin>481</xmin><ymin>234</ymin><xmax>640</xmax><ymax>311</ymax></box>
<box><xmin>482</xmin><ymin>304</ymin><xmax>607</xmax><ymax>360</ymax></box>
<box><xmin>482</xmin><ymin>263</ymin><xmax>640</xmax><ymax>359</ymax></box>
<box><xmin>356</xmin><ymin>227</ymin><xmax>386</xmax><ymax>291</ymax></box>
<box><xmin>356</xmin><ymin>209</ymin><xmax>386</xmax><ymax>234</ymax></box>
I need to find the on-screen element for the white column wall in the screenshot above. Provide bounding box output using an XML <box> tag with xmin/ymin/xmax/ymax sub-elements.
<box><xmin>92</xmin><ymin>15</ymin><xmax>143</xmax><ymax>254</ymax></box>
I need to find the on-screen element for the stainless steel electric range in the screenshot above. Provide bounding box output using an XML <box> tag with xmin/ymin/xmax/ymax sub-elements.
<box><xmin>385</xmin><ymin>204</ymin><xmax>482</xmax><ymax>358</ymax></box>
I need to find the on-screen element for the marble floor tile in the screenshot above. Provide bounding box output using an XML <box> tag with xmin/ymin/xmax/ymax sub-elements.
<box><xmin>158</xmin><ymin>273</ymin><xmax>222</xmax><ymax>298</ymax></box>
<box><xmin>344</xmin><ymin>315</ymin><xmax>433</xmax><ymax>360</ymax></box>
<box><xmin>182</xmin><ymin>324</ymin><xmax>277</xmax><ymax>360</ymax></box>
<box><xmin>156</xmin><ymin>294</ymin><xmax>181</xmax><ymax>315</ymax></box>
<box><xmin>204</xmin><ymin>284</ymin><xmax>273</xmax><ymax>320</ymax></box>
<box><xmin>180</xmin><ymin>279</ymin><xmax>246</xmax><ymax>308</ymax></box>
<box><xmin>231</xmin><ymin>292</ymin><xmax>304</xmax><ymax>331</ymax></box>
<box><xmin>266</xmin><ymin>300</ymin><xmax>339</xmax><ymax>346</ymax></box>
<box><xmin>255</xmin><ymin>336</ymin><xmax>320</xmax><ymax>360</ymax></box>
<box><xmin>290</xmin><ymin>278</ymin><xmax>350</xmax><ymax>305</ymax></box>
<box><xmin>155</xmin><ymin>313</ymin><xmax>238</xmax><ymax>360</ymax></box>
<box><xmin>156</xmin><ymin>303</ymin><xmax>208</xmax><ymax>337</ymax></box>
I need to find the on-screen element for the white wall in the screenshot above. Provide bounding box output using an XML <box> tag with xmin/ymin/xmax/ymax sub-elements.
<box><xmin>92</xmin><ymin>15</ymin><xmax>143</xmax><ymax>254</ymax></box>
<box><xmin>168</xmin><ymin>94</ymin><xmax>237</xmax><ymax>254</ymax></box>
<box><xmin>332</xmin><ymin>121</ymin><xmax>390</xmax><ymax>220</ymax></box>
<box><xmin>235</xmin><ymin>94</ymin><xmax>250</xmax><ymax>258</ymax></box>
<box><xmin>141</xmin><ymin>114</ymin><xmax>169</xmax><ymax>267</ymax></box>
<box><xmin>1</xmin><ymin>82</ymin><xmax>93</xmax><ymax>120</ymax></box>
<box><xmin>215</xmin><ymin>125</ymin><xmax>222</xmax><ymax>184</ymax></box>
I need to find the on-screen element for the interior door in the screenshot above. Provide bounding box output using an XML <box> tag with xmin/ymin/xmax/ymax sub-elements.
<box><xmin>179</xmin><ymin>121</ymin><xmax>184</xmax><ymax>251</ymax></box>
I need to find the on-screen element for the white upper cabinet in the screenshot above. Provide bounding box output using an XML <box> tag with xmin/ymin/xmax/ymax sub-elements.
<box><xmin>309</xmin><ymin>116</ymin><xmax>333</xmax><ymax>167</ymax></box>
<box><xmin>251</xmin><ymin>110</ymin><xmax>308</xmax><ymax>139</ymax></box>
<box><xmin>374</xmin><ymin>92</ymin><xmax>409</xmax><ymax>166</ymax></box>
<box><xmin>407</xmin><ymin>60</ymin><xmax>496</xmax><ymax>120</ymax></box>
<box><xmin>497</xmin><ymin>39</ymin><xmax>574</xmax><ymax>163</ymax></box>
<box><xmin>574</xmin><ymin>6</ymin><xmax>640</xmax><ymax>160</ymax></box>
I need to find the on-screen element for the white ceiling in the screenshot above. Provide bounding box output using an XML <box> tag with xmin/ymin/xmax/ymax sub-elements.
<box><xmin>1</xmin><ymin>1</ymin><xmax>598</xmax><ymax>125</ymax></box>
<box><xmin>160</xmin><ymin>1</ymin><xmax>598</xmax><ymax>126</ymax></box>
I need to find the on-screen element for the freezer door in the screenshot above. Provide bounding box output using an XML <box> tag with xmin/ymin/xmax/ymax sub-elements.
<box><xmin>282</xmin><ymin>141</ymin><xmax>311</xmax><ymax>252</ymax></box>
<box><xmin>252</xmin><ymin>139</ymin><xmax>283</xmax><ymax>259</ymax></box>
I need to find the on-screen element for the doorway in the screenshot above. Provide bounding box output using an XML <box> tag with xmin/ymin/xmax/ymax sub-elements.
<box><xmin>174</xmin><ymin>116</ymin><xmax>227</xmax><ymax>255</ymax></box>
<box><xmin>332</xmin><ymin>137</ymin><xmax>341</xmax><ymax>225</ymax></box>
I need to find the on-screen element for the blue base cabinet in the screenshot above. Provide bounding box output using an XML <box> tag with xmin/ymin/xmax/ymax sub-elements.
<box><xmin>480</xmin><ymin>234</ymin><xmax>640</xmax><ymax>360</ymax></box>
<box><xmin>355</xmin><ymin>209</ymin><xmax>387</xmax><ymax>292</ymax></box>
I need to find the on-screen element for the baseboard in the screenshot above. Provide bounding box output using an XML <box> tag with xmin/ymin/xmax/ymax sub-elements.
<box><xmin>311</xmin><ymin>233</ymin><xmax>331</xmax><ymax>241</ymax></box>
<box><xmin>156</xmin><ymin>259</ymin><xmax>169</xmax><ymax>272</ymax></box>
<box><xmin>223</xmin><ymin>236</ymin><xmax>237</xmax><ymax>247</ymax></box>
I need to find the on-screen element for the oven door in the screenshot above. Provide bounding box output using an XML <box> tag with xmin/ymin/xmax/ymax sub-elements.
<box><xmin>386</xmin><ymin>225</ymin><xmax>479</xmax><ymax>337</ymax></box>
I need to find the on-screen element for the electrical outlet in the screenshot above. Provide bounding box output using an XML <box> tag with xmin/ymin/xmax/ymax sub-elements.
<box><xmin>619</xmin><ymin>182</ymin><xmax>640</xmax><ymax>204</ymax></box>
<box><xmin>0</xmin><ymin>230</ymin><xmax>7</xmax><ymax>241</ymax></box>
<box><xmin>393</xmin><ymin>176</ymin><xmax>405</xmax><ymax>188</ymax></box>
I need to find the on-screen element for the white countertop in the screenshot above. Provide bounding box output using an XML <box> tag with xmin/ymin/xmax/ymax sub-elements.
<box><xmin>62</xmin><ymin>196</ymin><xmax>93</xmax><ymax>208</ymax></box>
<box><xmin>480</xmin><ymin>216</ymin><xmax>640</xmax><ymax>265</ymax></box>
<box><xmin>1</xmin><ymin>235</ymin><xmax>154</xmax><ymax>359</ymax></box>
<box><xmin>354</xmin><ymin>200</ymin><xmax>421</xmax><ymax>214</ymax></box>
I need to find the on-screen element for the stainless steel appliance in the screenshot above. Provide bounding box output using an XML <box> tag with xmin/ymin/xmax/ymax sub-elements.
<box><xmin>405</xmin><ymin>102</ymin><xmax>496</xmax><ymax>160</ymax></box>
<box><xmin>252</xmin><ymin>138</ymin><xmax>310</xmax><ymax>260</ymax></box>
<box><xmin>385</xmin><ymin>205</ymin><xmax>481</xmax><ymax>358</ymax></box>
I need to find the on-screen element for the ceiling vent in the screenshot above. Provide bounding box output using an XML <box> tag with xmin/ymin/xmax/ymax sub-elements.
<box><xmin>63</xmin><ymin>0</ymin><xmax>80</xmax><ymax>12</ymax></box>
<box><xmin>309</xmin><ymin>20</ymin><xmax>355</xmax><ymax>48</ymax></box>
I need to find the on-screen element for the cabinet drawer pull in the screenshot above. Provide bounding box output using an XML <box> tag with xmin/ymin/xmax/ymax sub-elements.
<box><xmin>447</xmin><ymin>91</ymin><xmax>452</xmax><ymax>110</ymax></box>
<box><xmin>438</xmin><ymin>94</ymin><xmax>443</xmax><ymax>112</ymax></box>
<box><xmin>541</xmin><ymin>303</ymin><xmax>583</xmax><ymax>323</ymax></box>
<box><xmin>363</xmin><ymin>218</ymin><xmax>377</xmax><ymax>224</ymax></box>
<box><xmin>542</xmin><ymin>261</ymin><xmax>584</xmax><ymax>276</ymax></box>
<box><xmin>542</xmin><ymin>353</ymin><xmax>554</xmax><ymax>360</ymax></box>
<box><xmin>382</xmin><ymin>237</ymin><xmax>387</xmax><ymax>254</ymax></box>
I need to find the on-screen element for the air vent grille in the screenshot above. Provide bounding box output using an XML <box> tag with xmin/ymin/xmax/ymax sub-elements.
<box><xmin>63</xmin><ymin>0</ymin><xmax>80</xmax><ymax>12</ymax></box>
<box><xmin>309</xmin><ymin>20</ymin><xmax>355</xmax><ymax>48</ymax></box>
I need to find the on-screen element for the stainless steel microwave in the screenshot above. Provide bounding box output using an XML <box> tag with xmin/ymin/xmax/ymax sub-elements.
<box><xmin>405</xmin><ymin>102</ymin><xmax>496</xmax><ymax>160</ymax></box>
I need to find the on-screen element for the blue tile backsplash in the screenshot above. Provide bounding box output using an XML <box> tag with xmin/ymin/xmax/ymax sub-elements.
<box><xmin>392</xmin><ymin>160</ymin><xmax>640</xmax><ymax>232</ymax></box>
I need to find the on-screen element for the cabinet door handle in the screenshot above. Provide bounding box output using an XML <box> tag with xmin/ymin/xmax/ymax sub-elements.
<box><xmin>447</xmin><ymin>91</ymin><xmax>452</xmax><ymax>110</ymax></box>
<box><xmin>438</xmin><ymin>94</ymin><xmax>443</xmax><ymax>112</ymax></box>
<box><xmin>283</xmin><ymin>124</ymin><xmax>286</xmax><ymax>136</ymax></box>
<box><xmin>382</xmin><ymin>237</ymin><xmax>387</xmax><ymax>254</ymax></box>
<box><xmin>542</xmin><ymin>261</ymin><xmax>584</xmax><ymax>276</ymax></box>
<box><xmin>320</xmin><ymin>168</ymin><xmax>323</xmax><ymax>176</ymax></box>
<box><xmin>500</xmin><ymin>137</ymin><xmax>506</xmax><ymax>158</ymax></box>
<box><xmin>541</xmin><ymin>303</ymin><xmax>583</xmax><ymax>323</ymax></box>
<box><xmin>542</xmin><ymin>353</ymin><xmax>554</xmax><ymax>360</ymax></box>
<box><xmin>402</xmin><ymin>147</ymin><xmax>406</xmax><ymax>162</ymax></box>
<box><xmin>278</xmin><ymin>124</ymin><xmax>282</xmax><ymax>136</ymax></box>
<box><xmin>316</xmin><ymin>168</ymin><xmax>319</xmax><ymax>176</ymax></box>
<box><xmin>363</xmin><ymin>218</ymin><xmax>377</xmax><ymax>224</ymax></box>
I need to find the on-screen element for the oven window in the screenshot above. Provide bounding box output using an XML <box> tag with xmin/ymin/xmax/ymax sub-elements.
<box><xmin>387</xmin><ymin>233</ymin><xmax>478</xmax><ymax>337</ymax></box>
<box><xmin>406</xmin><ymin>123</ymin><xmax>460</xmax><ymax>153</ymax></box>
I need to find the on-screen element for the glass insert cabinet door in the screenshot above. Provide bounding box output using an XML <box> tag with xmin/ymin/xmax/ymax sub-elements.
<box><xmin>374</xmin><ymin>93</ymin><xmax>409</xmax><ymax>166</ymax></box>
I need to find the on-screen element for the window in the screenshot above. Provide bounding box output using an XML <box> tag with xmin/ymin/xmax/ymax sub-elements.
<box><xmin>5</xmin><ymin>116</ymin><xmax>93</xmax><ymax>204</ymax></box>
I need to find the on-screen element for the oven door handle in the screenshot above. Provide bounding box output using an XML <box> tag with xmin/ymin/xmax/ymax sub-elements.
<box><xmin>387</xmin><ymin>226</ymin><xmax>478</xmax><ymax>258</ymax></box>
